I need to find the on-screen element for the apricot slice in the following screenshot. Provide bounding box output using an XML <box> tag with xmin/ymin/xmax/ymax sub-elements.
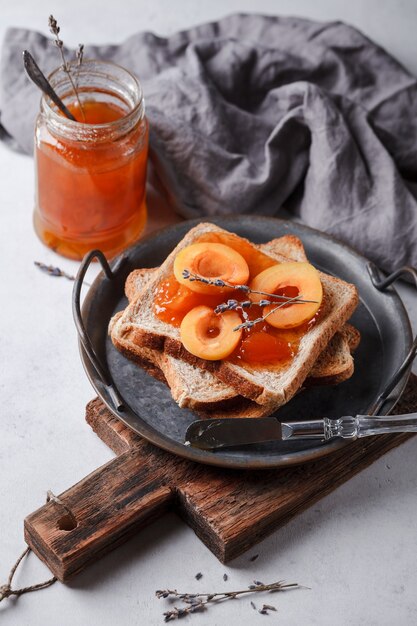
<box><xmin>174</xmin><ymin>243</ymin><xmax>250</xmax><ymax>294</ymax></box>
<box><xmin>249</xmin><ymin>262</ymin><xmax>323</xmax><ymax>329</ymax></box>
<box><xmin>180</xmin><ymin>305</ymin><xmax>242</xmax><ymax>360</ymax></box>
<box><xmin>196</xmin><ymin>232</ymin><xmax>277</xmax><ymax>276</ymax></box>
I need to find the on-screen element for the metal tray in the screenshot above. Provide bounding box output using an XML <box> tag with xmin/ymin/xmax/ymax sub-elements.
<box><xmin>73</xmin><ymin>217</ymin><xmax>417</xmax><ymax>469</ymax></box>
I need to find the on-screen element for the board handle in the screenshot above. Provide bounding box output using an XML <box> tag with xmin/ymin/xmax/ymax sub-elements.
<box><xmin>72</xmin><ymin>249</ymin><xmax>125</xmax><ymax>411</ymax></box>
<box><xmin>367</xmin><ymin>263</ymin><xmax>417</xmax><ymax>414</ymax></box>
<box><xmin>24</xmin><ymin>443</ymin><xmax>174</xmax><ymax>582</ymax></box>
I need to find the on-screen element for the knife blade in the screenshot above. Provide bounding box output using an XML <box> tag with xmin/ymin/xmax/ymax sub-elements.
<box><xmin>185</xmin><ymin>416</ymin><xmax>326</xmax><ymax>450</ymax></box>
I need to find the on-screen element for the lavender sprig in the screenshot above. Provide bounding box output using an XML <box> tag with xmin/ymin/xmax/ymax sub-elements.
<box><xmin>182</xmin><ymin>269</ymin><xmax>319</xmax><ymax>332</ymax></box>
<box><xmin>48</xmin><ymin>15</ymin><xmax>86</xmax><ymax>121</ymax></box>
<box><xmin>156</xmin><ymin>580</ymin><xmax>302</xmax><ymax>622</ymax></box>
<box><xmin>182</xmin><ymin>268</ymin><xmax>249</xmax><ymax>292</ymax></box>
<box><xmin>74</xmin><ymin>43</ymin><xmax>84</xmax><ymax>92</ymax></box>
<box><xmin>214</xmin><ymin>299</ymin><xmax>254</xmax><ymax>323</ymax></box>
<box><xmin>259</xmin><ymin>603</ymin><xmax>278</xmax><ymax>614</ymax></box>
<box><xmin>34</xmin><ymin>261</ymin><xmax>75</xmax><ymax>281</ymax></box>
<box><xmin>215</xmin><ymin>298</ymin><xmax>278</xmax><ymax>315</ymax></box>
<box><xmin>182</xmin><ymin>270</ymin><xmax>318</xmax><ymax>304</ymax></box>
<box><xmin>233</xmin><ymin>294</ymin><xmax>307</xmax><ymax>332</ymax></box>
<box><xmin>76</xmin><ymin>43</ymin><xmax>84</xmax><ymax>67</ymax></box>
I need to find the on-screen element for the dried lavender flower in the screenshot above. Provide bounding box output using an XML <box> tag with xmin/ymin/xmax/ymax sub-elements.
<box><xmin>163</xmin><ymin>601</ymin><xmax>206</xmax><ymax>622</ymax></box>
<box><xmin>182</xmin><ymin>267</ymin><xmax>320</xmax><ymax>333</ymax></box>
<box><xmin>156</xmin><ymin>589</ymin><xmax>177</xmax><ymax>599</ymax></box>
<box><xmin>214</xmin><ymin>299</ymin><xmax>278</xmax><ymax>318</ymax></box>
<box><xmin>48</xmin><ymin>15</ymin><xmax>85</xmax><ymax>121</ymax></box>
<box><xmin>76</xmin><ymin>43</ymin><xmax>84</xmax><ymax>66</ymax></box>
<box><xmin>74</xmin><ymin>43</ymin><xmax>84</xmax><ymax>91</ymax></box>
<box><xmin>182</xmin><ymin>269</ymin><xmax>318</xmax><ymax>303</ymax></box>
<box><xmin>233</xmin><ymin>293</ymin><xmax>309</xmax><ymax>332</ymax></box>
<box><xmin>34</xmin><ymin>261</ymin><xmax>75</xmax><ymax>281</ymax></box>
<box><xmin>183</xmin><ymin>269</ymin><xmax>318</xmax><ymax>309</ymax></box>
<box><xmin>156</xmin><ymin>579</ymin><xmax>302</xmax><ymax>621</ymax></box>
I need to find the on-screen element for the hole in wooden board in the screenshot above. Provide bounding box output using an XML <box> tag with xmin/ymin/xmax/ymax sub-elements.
<box><xmin>57</xmin><ymin>514</ymin><xmax>77</xmax><ymax>531</ymax></box>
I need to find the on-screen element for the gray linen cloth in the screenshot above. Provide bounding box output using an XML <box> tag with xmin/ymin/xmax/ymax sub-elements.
<box><xmin>1</xmin><ymin>13</ymin><xmax>417</xmax><ymax>272</ymax></box>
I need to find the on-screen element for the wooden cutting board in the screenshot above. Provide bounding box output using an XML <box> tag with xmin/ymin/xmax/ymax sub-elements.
<box><xmin>24</xmin><ymin>374</ymin><xmax>417</xmax><ymax>582</ymax></box>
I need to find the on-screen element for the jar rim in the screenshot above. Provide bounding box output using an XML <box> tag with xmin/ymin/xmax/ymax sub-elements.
<box><xmin>41</xmin><ymin>59</ymin><xmax>145</xmax><ymax>133</ymax></box>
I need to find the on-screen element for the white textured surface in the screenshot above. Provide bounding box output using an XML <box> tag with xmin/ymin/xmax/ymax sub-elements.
<box><xmin>0</xmin><ymin>2</ymin><xmax>417</xmax><ymax>625</ymax></box>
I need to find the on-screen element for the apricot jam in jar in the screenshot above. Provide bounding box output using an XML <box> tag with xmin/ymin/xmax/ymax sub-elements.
<box><xmin>34</xmin><ymin>60</ymin><xmax>148</xmax><ymax>260</ymax></box>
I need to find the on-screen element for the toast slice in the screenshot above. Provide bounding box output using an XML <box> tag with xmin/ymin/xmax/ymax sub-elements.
<box><xmin>111</xmin><ymin>224</ymin><xmax>359</xmax><ymax>408</ymax></box>
<box><xmin>120</xmin><ymin>236</ymin><xmax>360</xmax><ymax>411</ymax></box>
<box><xmin>124</xmin><ymin>272</ymin><xmax>359</xmax><ymax>390</ymax></box>
<box><xmin>109</xmin><ymin>309</ymin><xmax>275</xmax><ymax>418</ymax></box>
<box><xmin>120</xmin><ymin>266</ymin><xmax>359</xmax><ymax>407</ymax></box>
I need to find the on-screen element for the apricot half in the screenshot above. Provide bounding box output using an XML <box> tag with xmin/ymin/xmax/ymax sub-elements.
<box><xmin>180</xmin><ymin>305</ymin><xmax>242</xmax><ymax>360</ymax></box>
<box><xmin>174</xmin><ymin>243</ymin><xmax>250</xmax><ymax>294</ymax></box>
<box><xmin>249</xmin><ymin>262</ymin><xmax>323</xmax><ymax>329</ymax></box>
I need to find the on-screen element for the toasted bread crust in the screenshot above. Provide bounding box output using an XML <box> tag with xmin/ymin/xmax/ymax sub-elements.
<box><xmin>115</xmin><ymin>330</ymin><xmax>275</xmax><ymax>417</ymax></box>
<box><xmin>340</xmin><ymin>323</ymin><xmax>361</xmax><ymax>352</ymax></box>
<box><xmin>305</xmin><ymin>360</ymin><xmax>355</xmax><ymax>387</ymax></box>
<box><xmin>163</xmin><ymin>336</ymin><xmax>266</xmax><ymax>401</ymax></box>
<box><xmin>125</xmin><ymin>267</ymin><xmax>158</xmax><ymax>303</ymax></box>
<box><xmin>112</xmin><ymin>336</ymin><xmax>167</xmax><ymax>385</ymax></box>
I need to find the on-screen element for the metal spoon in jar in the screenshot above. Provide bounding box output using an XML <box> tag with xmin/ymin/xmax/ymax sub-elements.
<box><xmin>23</xmin><ymin>50</ymin><xmax>76</xmax><ymax>121</ymax></box>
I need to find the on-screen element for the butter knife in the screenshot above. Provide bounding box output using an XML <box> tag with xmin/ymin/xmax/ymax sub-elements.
<box><xmin>185</xmin><ymin>414</ymin><xmax>417</xmax><ymax>450</ymax></box>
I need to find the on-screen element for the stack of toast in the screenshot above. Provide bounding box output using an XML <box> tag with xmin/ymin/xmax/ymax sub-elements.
<box><xmin>109</xmin><ymin>223</ymin><xmax>360</xmax><ymax>418</ymax></box>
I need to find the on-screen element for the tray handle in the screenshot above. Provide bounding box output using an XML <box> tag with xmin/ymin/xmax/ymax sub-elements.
<box><xmin>72</xmin><ymin>250</ymin><xmax>125</xmax><ymax>412</ymax></box>
<box><xmin>367</xmin><ymin>263</ymin><xmax>417</xmax><ymax>414</ymax></box>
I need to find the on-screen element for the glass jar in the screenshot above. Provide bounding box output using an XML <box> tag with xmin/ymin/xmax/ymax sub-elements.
<box><xmin>34</xmin><ymin>60</ymin><xmax>148</xmax><ymax>260</ymax></box>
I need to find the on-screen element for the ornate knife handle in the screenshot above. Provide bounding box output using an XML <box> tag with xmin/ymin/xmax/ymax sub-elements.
<box><xmin>324</xmin><ymin>414</ymin><xmax>417</xmax><ymax>440</ymax></box>
<box><xmin>283</xmin><ymin>414</ymin><xmax>417</xmax><ymax>440</ymax></box>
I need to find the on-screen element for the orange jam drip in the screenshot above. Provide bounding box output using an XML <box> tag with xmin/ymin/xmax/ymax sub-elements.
<box><xmin>34</xmin><ymin>98</ymin><xmax>148</xmax><ymax>260</ymax></box>
<box><xmin>154</xmin><ymin>277</ymin><xmax>223</xmax><ymax>326</ymax></box>
<box><xmin>153</xmin><ymin>232</ymin><xmax>322</xmax><ymax>367</ymax></box>
<box><xmin>230</xmin><ymin>300</ymin><xmax>322</xmax><ymax>367</ymax></box>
